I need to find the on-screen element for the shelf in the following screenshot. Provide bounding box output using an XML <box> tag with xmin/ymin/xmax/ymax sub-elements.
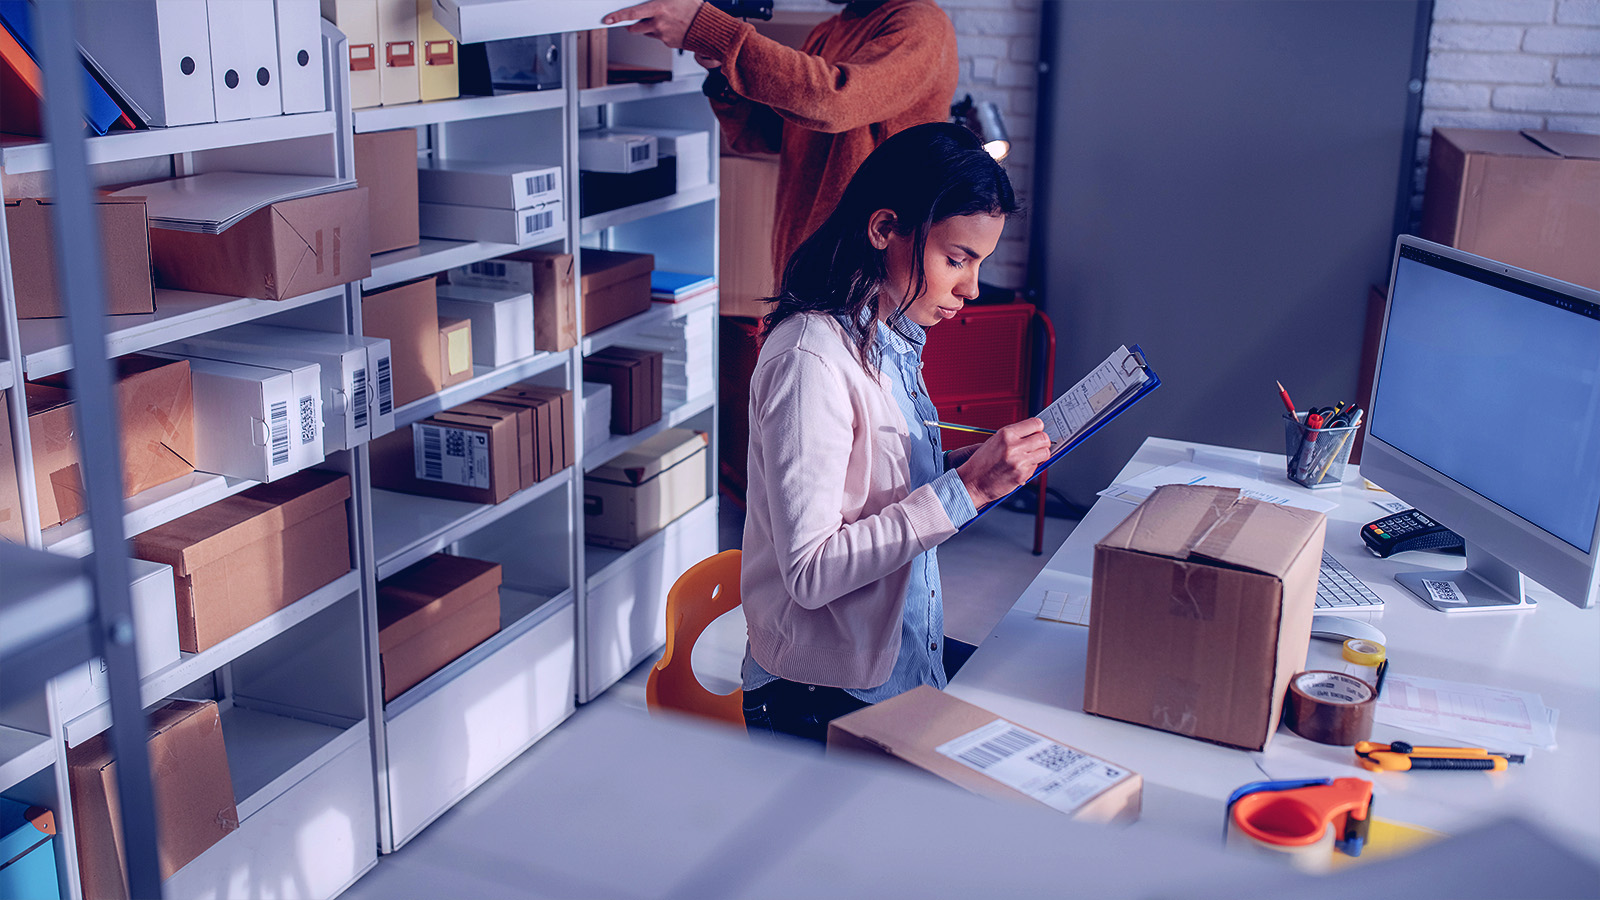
<box><xmin>584</xmin><ymin>496</ymin><xmax>716</xmax><ymax>583</ymax></box>
<box><xmin>580</xmin><ymin>183</ymin><xmax>718</xmax><ymax>234</ymax></box>
<box><xmin>0</xmin><ymin>112</ymin><xmax>338</xmax><ymax>175</ymax></box>
<box><xmin>355</xmin><ymin>91</ymin><xmax>566</xmax><ymax>132</ymax></box>
<box><xmin>383</xmin><ymin>588</ymin><xmax>573</xmax><ymax>720</ymax></box>
<box><xmin>0</xmin><ymin>543</ymin><xmax>93</xmax><ymax>704</ymax></box>
<box><xmin>221</xmin><ymin>707</ymin><xmax>365</xmax><ymax>822</ymax></box>
<box><xmin>59</xmin><ymin>573</ymin><xmax>362</xmax><ymax>748</ymax></box>
<box><xmin>583</xmin><ymin>389</ymin><xmax>715</xmax><ymax>473</ymax></box>
<box><xmin>373</xmin><ymin>467</ymin><xmax>573</xmax><ymax>579</ymax></box>
<box><xmin>579</xmin><ymin>75</ymin><xmax>708</xmax><ymax>108</ymax></box>
<box><xmin>364</xmin><ymin>236</ymin><xmax>562</xmax><ymax>292</ymax></box>
<box><xmin>580</xmin><ymin>290</ymin><xmax>717</xmax><ymax>357</ymax></box>
<box><xmin>45</xmin><ymin>471</ymin><xmax>257</xmax><ymax>557</ymax></box>
<box><xmin>395</xmin><ymin>352</ymin><xmax>568</xmax><ymax>428</ymax></box>
<box><xmin>19</xmin><ymin>285</ymin><xmax>345</xmax><ymax>379</ymax></box>
<box><xmin>0</xmin><ymin>364</ymin><xmax>13</xmax><ymax>391</ymax></box>
<box><xmin>0</xmin><ymin>725</ymin><xmax>53</xmax><ymax>795</ymax></box>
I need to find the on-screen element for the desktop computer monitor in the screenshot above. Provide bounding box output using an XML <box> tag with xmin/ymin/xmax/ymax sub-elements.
<box><xmin>1362</xmin><ymin>236</ymin><xmax>1600</xmax><ymax>612</ymax></box>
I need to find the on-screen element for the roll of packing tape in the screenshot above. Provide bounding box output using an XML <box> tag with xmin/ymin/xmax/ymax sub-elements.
<box><xmin>1285</xmin><ymin>671</ymin><xmax>1375</xmax><ymax>746</ymax></box>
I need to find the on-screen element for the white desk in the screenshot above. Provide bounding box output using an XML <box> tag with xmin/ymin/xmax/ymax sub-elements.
<box><xmin>948</xmin><ymin>436</ymin><xmax>1600</xmax><ymax>861</ymax></box>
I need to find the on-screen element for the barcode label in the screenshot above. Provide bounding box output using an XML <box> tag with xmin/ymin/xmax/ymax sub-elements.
<box><xmin>413</xmin><ymin>423</ymin><xmax>491</xmax><ymax>488</ymax></box>
<box><xmin>524</xmin><ymin>210</ymin><xmax>554</xmax><ymax>235</ymax></box>
<box><xmin>420</xmin><ymin>425</ymin><xmax>443</xmax><ymax>480</ymax></box>
<box><xmin>352</xmin><ymin>367</ymin><xmax>369</xmax><ymax>430</ymax></box>
<box><xmin>630</xmin><ymin>143</ymin><xmax>649</xmax><ymax>163</ymax></box>
<box><xmin>469</xmin><ymin>260</ymin><xmax>506</xmax><ymax>278</ymax></box>
<box><xmin>376</xmin><ymin>356</ymin><xmax>393</xmax><ymax>416</ymax></box>
<box><xmin>525</xmin><ymin>172</ymin><xmax>556</xmax><ymax>195</ymax></box>
<box><xmin>936</xmin><ymin>720</ymin><xmax>1131</xmax><ymax>815</ymax></box>
<box><xmin>298</xmin><ymin>395</ymin><xmax>317</xmax><ymax>446</ymax></box>
<box><xmin>269</xmin><ymin>401</ymin><xmax>290</xmax><ymax>466</ymax></box>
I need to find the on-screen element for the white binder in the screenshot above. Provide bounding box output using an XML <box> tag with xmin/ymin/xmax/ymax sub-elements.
<box><xmin>205</xmin><ymin>0</ymin><xmax>284</xmax><ymax>120</ymax></box>
<box><xmin>75</xmin><ymin>0</ymin><xmax>217</xmax><ymax>127</ymax></box>
<box><xmin>273</xmin><ymin>0</ymin><xmax>327</xmax><ymax>113</ymax></box>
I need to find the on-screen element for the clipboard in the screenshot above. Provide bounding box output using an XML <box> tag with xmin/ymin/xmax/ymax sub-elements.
<box><xmin>960</xmin><ymin>344</ymin><xmax>1161</xmax><ymax>528</ymax></box>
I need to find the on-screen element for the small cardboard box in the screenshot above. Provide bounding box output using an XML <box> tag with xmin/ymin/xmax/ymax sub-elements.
<box><xmin>449</xmin><ymin>250</ymin><xmax>577</xmax><ymax>351</ymax></box>
<box><xmin>450</xmin><ymin>400</ymin><xmax>535</xmax><ymax>490</ymax></box>
<box><xmin>576</xmin><ymin>29</ymin><xmax>608</xmax><ymax>89</ymax></box>
<box><xmin>131</xmin><ymin>470</ymin><xmax>352</xmax><ymax>652</ymax></box>
<box><xmin>418</xmin><ymin>197</ymin><xmax>564</xmax><ymax>245</ymax></box>
<box><xmin>146</xmin><ymin>352</ymin><xmax>324</xmax><ymax>482</ymax></box>
<box><xmin>3</xmin><ymin>196</ymin><xmax>155</xmax><ymax>319</ymax></box>
<box><xmin>1084</xmin><ymin>484</ymin><xmax>1325</xmax><ymax>751</ymax></box>
<box><xmin>369</xmin><ymin>413</ymin><xmax>519</xmax><ymax>505</ymax></box>
<box><xmin>828</xmin><ymin>685</ymin><xmax>1143</xmax><ymax>825</ymax></box>
<box><xmin>437</xmin><ymin>282</ymin><xmax>537</xmax><ymax>366</ymax></box>
<box><xmin>580</xmin><ymin>249</ymin><xmax>653</xmax><ymax>335</ymax></box>
<box><xmin>0</xmin><ymin>797</ymin><xmax>58</xmax><ymax>900</ymax></box>
<box><xmin>363</xmin><ymin>277</ymin><xmax>444</xmax><ymax>408</ymax></box>
<box><xmin>438</xmin><ymin>316</ymin><xmax>474</xmax><ymax>387</ymax></box>
<box><xmin>353</xmin><ymin>128</ymin><xmax>421</xmax><ymax>254</ymax></box>
<box><xmin>487</xmin><ymin>382</ymin><xmax>573</xmax><ymax>478</ymax></box>
<box><xmin>584</xmin><ymin>427</ymin><xmax>707</xmax><ymax>549</ymax></box>
<box><xmin>1421</xmin><ymin>129</ymin><xmax>1600</xmax><ymax>290</ymax></box>
<box><xmin>377</xmin><ymin>553</ymin><xmax>502</xmax><ymax>702</ymax></box>
<box><xmin>68</xmin><ymin>699</ymin><xmax>240</xmax><ymax>900</ymax></box>
<box><xmin>147</xmin><ymin>187</ymin><xmax>372</xmax><ymax>301</ymax></box>
<box><xmin>583</xmin><ymin>346</ymin><xmax>662</xmax><ymax>434</ymax></box>
<box><xmin>54</xmin><ymin>558</ymin><xmax>181</xmax><ymax>724</ymax></box>
<box><xmin>0</xmin><ymin>392</ymin><xmax>23</xmax><ymax>543</ymax></box>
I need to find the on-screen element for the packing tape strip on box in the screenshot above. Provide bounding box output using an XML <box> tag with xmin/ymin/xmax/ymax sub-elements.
<box><xmin>1284</xmin><ymin>671</ymin><xmax>1375</xmax><ymax>746</ymax></box>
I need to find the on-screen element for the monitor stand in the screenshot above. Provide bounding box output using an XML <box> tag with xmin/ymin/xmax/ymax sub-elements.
<box><xmin>1395</xmin><ymin>542</ymin><xmax>1537</xmax><ymax>613</ymax></box>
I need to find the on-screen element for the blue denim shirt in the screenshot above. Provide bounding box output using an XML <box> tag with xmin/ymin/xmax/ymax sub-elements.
<box><xmin>744</xmin><ymin>318</ymin><xmax>977</xmax><ymax>697</ymax></box>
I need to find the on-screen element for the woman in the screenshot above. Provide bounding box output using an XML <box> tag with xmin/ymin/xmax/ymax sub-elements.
<box><xmin>741</xmin><ymin>122</ymin><xmax>1052</xmax><ymax>744</ymax></box>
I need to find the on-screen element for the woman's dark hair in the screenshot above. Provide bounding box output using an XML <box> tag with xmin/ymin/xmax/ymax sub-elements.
<box><xmin>762</xmin><ymin>121</ymin><xmax>1020</xmax><ymax>371</ymax></box>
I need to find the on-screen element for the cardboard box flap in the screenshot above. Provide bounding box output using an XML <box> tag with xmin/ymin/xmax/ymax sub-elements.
<box><xmin>111</xmin><ymin>355</ymin><xmax>196</xmax><ymax>486</ymax></box>
<box><xmin>580</xmin><ymin>249</ymin><xmax>654</xmax><ymax>292</ymax></box>
<box><xmin>1098</xmin><ymin>484</ymin><xmax>1324</xmax><ymax>578</ymax></box>
<box><xmin>269</xmin><ymin>187</ymin><xmax>372</xmax><ymax>297</ymax></box>
<box><xmin>1434</xmin><ymin>128</ymin><xmax>1559</xmax><ymax>160</ymax></box>
<box><xmin>1523</xmin><ymin>130</ymin><xmax>1600</xmax><ymax>160</ymax></box>
<box><xmin>591</xmin><ymin>428</ymin><xmax>706</xmax><ymax>485</ymax></box>
<box><xmin>378</xmin><ymin>554</ymin><xmax>502</xmax><ymax>650</ymax></box>
<box><xmin>237</xmin><ymin>469</ymin><xmax>352</xmax><ymax>531</ymax></box>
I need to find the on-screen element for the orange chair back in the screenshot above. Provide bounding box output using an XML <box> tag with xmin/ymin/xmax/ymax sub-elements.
<box><xmin>646</xmin><ymin>549</ymin><xmax>745</xmax><ymax>730</ymax></box>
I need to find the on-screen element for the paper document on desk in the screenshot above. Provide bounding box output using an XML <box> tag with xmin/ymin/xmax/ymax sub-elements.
<box><xmin>1375</xmin><ymin>673</ymin><xmax>1558</xmax><ymax>751</ymax></box>
<box><xmin>1099</xmin><ymin>461</ymin><xmax>1339</xmax><ymax>514</ymax></box>
<box><xmin>1039</xmin><ymin>346</ymin><xmax>1148</xmax><ymax>454</ymax></box>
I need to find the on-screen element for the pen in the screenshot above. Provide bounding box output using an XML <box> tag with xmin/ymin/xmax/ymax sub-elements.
<box><xmin>1311</xmin><ymin>407</ymin><xmax>1363</xmax><ymax>484</ymax></box>
<box><xmin>1293</xmin><ymin>412</ymin><xmax>1324</xmax><ymax>482</ymax></box>
<box><xmin>1275</xmin><ymin>381</ymin><xmax>1297</xmax><ymax>417</ymax></box>
<box><xmin>923</xmin><ymin>420</ymin><xmax>998</xmax><ymax>436</ymax></box>
<box><xmin>1354</xmin><ymin>740</ymin><xmax>1526</xmax><ymax>772</ymax></box>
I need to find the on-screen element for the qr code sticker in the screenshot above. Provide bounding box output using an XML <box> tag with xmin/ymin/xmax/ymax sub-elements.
<box><xmin>1028</xmin><ymin>744</ymin><xmax>1084</xmax><ymax>772</ymax></box>
<box><xmin>446</xmin><ymin>430</ymin><xmax>466</xmax><ymax>457</ymax></box>
<box><xmin>299</xmin><ymin>396</ymin><xmax>316</xmax><ymax>444</ymax></box>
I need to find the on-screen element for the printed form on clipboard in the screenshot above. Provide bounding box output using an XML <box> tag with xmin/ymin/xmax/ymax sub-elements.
<box><xmin>961</xmin><ymin>344</ymin><xmax>1160</xmax><ymax>528</ymax></box>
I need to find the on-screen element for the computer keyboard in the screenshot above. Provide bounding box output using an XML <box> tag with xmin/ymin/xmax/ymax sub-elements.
<box><xmin>1316</xmin><ymin>552</ymin><xmax>1385</xmax><ymax>610</ymax></box>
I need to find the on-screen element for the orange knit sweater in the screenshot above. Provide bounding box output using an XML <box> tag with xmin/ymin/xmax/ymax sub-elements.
<box><xmin>683</xmin><ymin>0</ymin><xmax>958</xmax><ymax>281</ymax></box>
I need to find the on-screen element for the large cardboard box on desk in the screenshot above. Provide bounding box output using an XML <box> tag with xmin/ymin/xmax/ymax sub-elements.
<box><xmin>148</xmin><ymin>187</ymin><xmax>372</xmax><ymax>300</ymax></box>
<box><xmin>1084</xmin><ymin>484</ymin><xmax>1325</xmax><ymax>751</ymax></box>
<box><xmin>130</xmin><ymin>470</ymin><xmax>352</xmax><ymax>652</ymax></box>
<box><xmin>580</xmin><ymin>249</ymin><xmax>653</xmax><ymax>335</ymax></box>
<box><xmin>68</xmin><ymin>699</ymin><xmax>239</xmax><ymax>900</ymax></box>
<box><xmin>0</xmin><ymin>797</ymin><xmax>57</xmax><ymax>900</ymax></box>
<box><xmin>377</xmin><ymin>553</ymin><xmax>502</xmax><ymax>702</ymax></box>
<box><xmin>1421</xmin><ymin>128</ymin><xmax>1600</xmax><ymax>290</ymax></box>
<box><xmin>363</xmin><ymin>277</ymin><xmax>444</xmax><ymax>407</ymax></box>
<box><xmin>584</xmin><ymin>427</ymin><xmax>707</xmax><ymax>549</ymax></box>
<box><xmin>828</xmin><ymin>685</ymin><xmax>1142</xmax><ymax>824</ymax></box>
<box><xmin>4</xmin><ymin>197</ymin><xmax>154</xmax><ymax>319</ymax></box>
<box><xmin>354</xmin><ymin>129</ymin><xmax>421</xmax><ymax>254</ymax></box>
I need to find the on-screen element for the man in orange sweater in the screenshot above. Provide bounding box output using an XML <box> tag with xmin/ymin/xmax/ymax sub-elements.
<box><xmin>603</xmin><ymin>0</ymin><xmax>958</xmax><ymax>278</ymax></box>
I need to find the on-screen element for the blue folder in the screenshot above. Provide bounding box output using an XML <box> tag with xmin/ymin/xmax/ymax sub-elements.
<box><xmin>0</xmin><ymin>0</ymin><xmax>128</xmax><ymax>135</ymax></box>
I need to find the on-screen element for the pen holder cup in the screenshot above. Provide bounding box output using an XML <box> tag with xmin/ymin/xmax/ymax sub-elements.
<box><xmin>1283</xmin><ymin>413</ymin><xmax>1359</xmax><ymax>489</ymax></box>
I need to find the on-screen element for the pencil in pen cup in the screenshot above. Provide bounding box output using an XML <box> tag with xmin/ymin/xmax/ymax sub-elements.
<box><xmin>924</xmin><ymin>419</ymin><xmax>998</xmax><ymax>436</ymax></box>
<box><xmin>1276</xmin><ymin>380</ymin><xmax>1297</xmax><ymax>416</ymax></box>
<box><xmin>1311</xmin><ymin>407</ymin><xmax>1363</xmax><ymax>485</ymax></box>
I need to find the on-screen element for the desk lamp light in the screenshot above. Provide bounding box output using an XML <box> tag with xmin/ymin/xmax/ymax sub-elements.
<box><xmin>951</xmin><ymin>94</ymin><xmax>1010</xmax><ymax>161</ymax></box>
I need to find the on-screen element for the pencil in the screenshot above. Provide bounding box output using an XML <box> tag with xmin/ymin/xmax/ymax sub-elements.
<box><xmin>923</xmin><ymin>419</ymin><xmax>998</xmax><ymax>435</ymax></box>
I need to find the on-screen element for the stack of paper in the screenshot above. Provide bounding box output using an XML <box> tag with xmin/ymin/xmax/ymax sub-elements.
<box><xmin>111</xmin><ymin>172</ymin><xmax>356</xmax><ymax>234</ymax></box>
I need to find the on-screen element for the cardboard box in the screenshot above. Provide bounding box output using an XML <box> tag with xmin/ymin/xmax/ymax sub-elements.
<box><xmin>1421</xmin><ymin>129</ymin><xmax>1600</xmax><ymax>290</ymax></box>
<box><xmin>718</xmin><ymin>154</ymin><xmax>780</xmax><ymax>317</ymax></box>
<box><xmin>4</xmin><ymin>197</ymin><xmax>155</xmax><ymax>319</ymax></box>
<box><xmin>584</xmin><ymin>346</ymin><xmax>662</xmax><ymax>434</ymax></box>
<box><xmin>828</xmin><ymin>685</ymin><xmax>1142</xmax><ymax>824</ymax></box>
<box><xmin>377</xmin><ymin>553</ymin><xmax>502</xmax><ymax>702</ymax></box>
<box><xmin>147</xmin><ymin>186</ymin><xmax>373</xmax><ymax>300</ymax></box>
<box><xmin>369</xmin><ymin>412</ymin><xmax>519</xmax><ymax>505</ymax></box>
<box><xmin>68</xmin><ymin>699</ymin><xmax>240</xmax><ymax>900</ymax></box>
<box><xmin>146</xmin><ymin>352</ymin><xmax>324</xmax><ymax>482</ymax></box>
<box><xmin>579</xmin><ymin>249</ymin><xmax>653</xmax><ymax>335</ymax></box>
<box><xmin>604</xmin><ymin>28</ymin><xmax>701</xmax><ymax>80</ymax></box>
<box><xmin>626</xmin><ymin>127</ymin><xmax>710</xmax><ymax>190</ymax></box>
<box><xmin>362</xmin><ymin>277</ymin><xmax>444</xmax><ymax>408</ymax></box>
<box><xmin>0</xmin><ymin>392</ymin><xmax>22</xmax><ymax>543</ymax></box>
<box><xmin>362</xmin><ymin>335</ymin><xmax>397</xmax><ymax>437</ymax></box>
<box><xmin>449</xmin><ymin>250</ymin><xmax>576</xmax><ymax>351</ymax></box>
<box><xmin>0</xmin><ymin>797</ymin><xmax>57</xmax><ymax>900</ymax></box>
<box><xmin>437</xmin><ymin>282</ymin><xmax>536</xmax><ymax>366</ymax></box>
<box><xmin>487</xmin><ymin>382</ymin><xmax>573</xmax><ymax>477</ymax></box>
<box><xmin>131</xmin><ymin>469</ymin><xmax>352</xmax><ymax>652</ymax></box>
<box><xmin>1083</xmin><ymin>484</ymin><xmax>1325</xmax><ymax>751</ymax></box>
<box><xmin>483</xmin><ymin>388</ymin><xmax>551</xmax><ymax>481</ymax></box>
<box><xmin>578</xmin><ymin>130</ymin><xmax>657</xmax><ymax>174</ymax></box>
<box><xmin>582</xmin><ymin>380</ymin><xmax>612</xmax><ymax>452</ymax></box>
<box><xmin>354</xmin><ymin>128</ymin><xmax>421</xmax><ymax>254</ymax></box>
<box><xmin>417</xmin><ymin>158</ymin><xmax>562</xmax><ymax>210</ymax></box>
<box><xmin>450</xmin><ymin>400</ymin><xmax>534</xmax><ymax>490</ymax></box>
<box><xmin>23</xmin><ymin>383</ymin><xmax>83</xmax><ymax>529</ymax></box>
<box><xmin>576</xmin><ymin>28</ymin><xmax>607</xmax><ymax>89</ymax></box>
<box><xmin>437</xmin><ymin>316</ymin><xmax>474</xmax><ymax>387</ymax></box>
<box><xmin>584</xmin><ymin>427</ymin><xmax>706</xmax><ymax>548</ymax></box>
<box><xmin>53</xmin><ymin>558</ymin><xmax>182</xmax><ymax>724</ymax></box>
<box><xmin>417</xmin><ymin>197</ymin><xmax>564</xmax><ymax>245</ymax></box>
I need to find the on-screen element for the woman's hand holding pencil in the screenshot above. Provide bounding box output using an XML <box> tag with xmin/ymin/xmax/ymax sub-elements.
<box><xmin>954</xmin><ymin>418</ymin><xmax>1051</xmax><ymax>507</ymax></box>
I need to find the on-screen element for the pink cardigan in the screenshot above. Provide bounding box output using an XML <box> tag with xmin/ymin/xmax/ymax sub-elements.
<box><xmin>742</xmin><ymin>313</ymin><xmax>959</xmax><ymax>688</ymax></box>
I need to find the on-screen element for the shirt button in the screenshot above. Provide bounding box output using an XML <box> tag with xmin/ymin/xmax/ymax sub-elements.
<box><xmin>930</xmin><ymin>642</ymin><xmax>939</xmax><ymax>652</ymax></box>
<box><xmin>930</xmin><ymin>590</ymin><xmax>935</xmax><ymax>597</ymax></box>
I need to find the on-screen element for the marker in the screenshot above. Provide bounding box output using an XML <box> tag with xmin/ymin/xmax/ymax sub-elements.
<box><xmin>923</xmin><ymin>420</ymin><xmax>997</xmax><ymax>436</ymax></box>
<box><xmin>1276</xmin><ymin>380</ymin><xmax>1297</xmax><ymax>416</ymax></box>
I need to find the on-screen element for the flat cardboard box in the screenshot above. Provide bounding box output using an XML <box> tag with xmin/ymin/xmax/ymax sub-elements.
<box><xmin>438</xmin><ymin>316</ymin><xmax>474</xmax><ymax>387</ymax></box>
<box><xmin>449</xmin><ymin>250</ymin><xmax>577</xmax><ymax>351</ymax></box>
<box><xmin>436</xmin><ymin>282</ymin><xmax>537</xmax><ymax>366</ymax></box>
<box><xmin>4</xmin><ymin>197</ymin><xmax>155</xmax><ymax>319</ymax></box>
<box><xmin>363</xmin><ymin>277</ymin><xmax>444</xmax><ymax>407</ymax></box>
<box><xmin>449</xmin><ymin>400</ymin><xmax>534</xmax><ymax>490</ymax></box>
<box><xmin>1421</xmin><ymin>128</ymin><xmax>1600</xmax><ymax>290</ymax></box>
<box><xmin>369</xmin><ymin>413</ymin><xmax>518</xmax><ymax>505</ymax></box>
<box><xmin>354</xmin><ymin>129</ymin><xmax>421</xmax><ymax>254</ymax></box>
<box><xmin>147</xmin><ymin>186</ymin><xmax>373</xmax><ymax>301</ymax></box>
<box><xmin>68</xmin><ymin>699</ymin><xmax>239</xmax><ymax>900</ymax></box>
<box><xmin>1083</xmin><ymin>484</ymin><xmax>1325</xmax><ymax>751</ymax></box>
<box><xmin>580</xmin><ymin>249</ymin><xmax>653</xmax><ymax>335</ymax></box>
<box><xmin>584</xmin><ymin>346</ymin><xmax>662</xmax><ymax>434</ymax></box>
<box><xmin>827</xmin><ymin>685</ymin><xmax>1143</xmax><ymax>824</ymax></box>
<box><xmin>488</xmin><ymin>382</ymin><xmax>573</xmax><ymax>477</ymax></box>
<box><xmin>584</xmin><ymin>427</ymin><xmax>707</xmax><ymax>549</ymax></box>
<box><xmin>131</xmin><ymin>469</ymin><xmax>352</xmax><ymax>652</ymax></box>
<box><xmin>0</xmin><ymin>392</ymin><xmax>22</xmax><ymax>543</ymax></box>
<box><xmin>377</xmin><ymin>553</ymin><xmax>502</xmax><ymax>702</ymax></box>
<box><xmin>717</xmin><ymin>154</ymin><xmax>779</xmax><ymax>317</ymax></box>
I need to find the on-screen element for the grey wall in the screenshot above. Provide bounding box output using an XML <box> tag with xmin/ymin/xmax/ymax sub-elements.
<box><xmin>1033</xmin><ymin>0</ymin><xmax>1426</xmax><ymax>503</ymax></box>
